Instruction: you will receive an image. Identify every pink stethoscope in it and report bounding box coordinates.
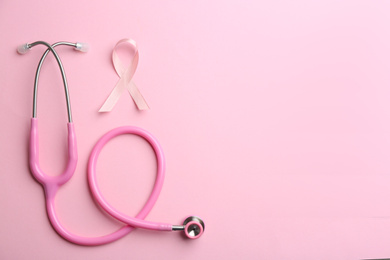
[18,41,205,246]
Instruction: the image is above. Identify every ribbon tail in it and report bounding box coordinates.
[99,78,127,112]
[126,81,150,110]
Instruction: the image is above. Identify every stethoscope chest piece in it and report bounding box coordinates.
[183,216,205,239]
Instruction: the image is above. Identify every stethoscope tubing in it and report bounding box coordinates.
[30,120,171,245]
[88,126,172,231]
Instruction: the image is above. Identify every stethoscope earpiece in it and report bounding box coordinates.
[17,41,89,55]
[17,43,30,54]
[75,42,90,52]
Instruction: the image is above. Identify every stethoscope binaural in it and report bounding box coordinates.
[18,41,205,246]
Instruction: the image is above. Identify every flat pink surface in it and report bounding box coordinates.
[1,0,390,259]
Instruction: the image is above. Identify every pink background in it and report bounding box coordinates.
[1,0,390,259]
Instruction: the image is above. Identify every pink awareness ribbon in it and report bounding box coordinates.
[99,39,149,112]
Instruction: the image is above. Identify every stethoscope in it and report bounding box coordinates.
[18,41,205,246]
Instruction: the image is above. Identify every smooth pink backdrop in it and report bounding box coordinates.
[1,0,390,259]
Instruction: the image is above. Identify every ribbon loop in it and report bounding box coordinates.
[99,38,149,112]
